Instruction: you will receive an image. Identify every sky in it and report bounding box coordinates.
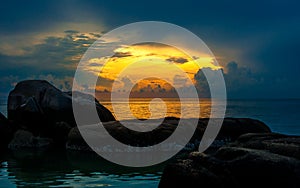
[0,0,299,99]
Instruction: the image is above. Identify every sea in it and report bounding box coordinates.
[0,98,299,187]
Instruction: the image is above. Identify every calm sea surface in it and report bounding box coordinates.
[0,98,299,187]
[100,98,300,135]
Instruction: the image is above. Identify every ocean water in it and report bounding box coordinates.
[0,98,299,187]
[100,98,300,135]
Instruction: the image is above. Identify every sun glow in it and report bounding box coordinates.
[82,43,221,93]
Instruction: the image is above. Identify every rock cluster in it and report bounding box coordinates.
[3,80,115,149]
[159,133,300,187]
[0,80,272,152]
[2,80,298,187]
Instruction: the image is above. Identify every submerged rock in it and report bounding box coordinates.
[159,134,300,188]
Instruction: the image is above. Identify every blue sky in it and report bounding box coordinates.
[0,0,299,98]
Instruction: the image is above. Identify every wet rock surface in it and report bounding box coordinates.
[159,133,300,188]
[65,118,271,151]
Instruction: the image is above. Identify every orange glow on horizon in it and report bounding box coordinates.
[83,43,221,93]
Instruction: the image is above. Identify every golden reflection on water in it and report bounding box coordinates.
[101,98,212,120]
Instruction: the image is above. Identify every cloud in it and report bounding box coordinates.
[0,30,100,67]
[224,61,260,88]
[173,75,188,87]
[121,77,134,92]
[30,74,74,91]
[193,61,300,99]
[166,57,188,64]
[0,0,299,98]
[194,62,263,98]
[96,76,115,91]
[89,63,102,67]
[113,52,132,58]
[194,68,211,98]
[0,30,104,95]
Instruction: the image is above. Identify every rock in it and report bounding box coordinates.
[159,134,300,188]
[64,91,116,123]
[66,127,91,151]
[230,133,300,159]
[0,112,13,150]
[196,118,271,141]
[7,80,115,135]
[51,122,72,146]
[8,130,53,150]
[66,120,176,151]
[66,118,271,152]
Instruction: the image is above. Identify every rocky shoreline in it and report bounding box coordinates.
[0,80,299,187]
[159,133,300,187]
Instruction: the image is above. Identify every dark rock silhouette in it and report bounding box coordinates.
[8,130,53,150]
[8,80,115,128]
[6,80,115,146]
[159,133,300,188]
[66,118,271,151]
[1,80,299,187]
[230,133,300,159]
[0,112,13,151]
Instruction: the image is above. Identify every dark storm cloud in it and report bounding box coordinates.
[166,57,188,64]
[0,30,100,94]
[0,0,299,98]
[83,0,300,82]
[194,62,300,99]
[0,31,94,71]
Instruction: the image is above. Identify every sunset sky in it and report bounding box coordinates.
[0,0,299,98]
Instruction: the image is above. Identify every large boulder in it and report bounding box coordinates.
[0,112,13,150]
[193,117,271,141]
[159,134,300,188]
[66,118,271,152]
[164,117,271,150]
[66,120,176,151]
[7,80,115,135]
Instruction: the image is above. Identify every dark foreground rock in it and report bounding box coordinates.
[66,118,271,151]
[231,133,300,159]
[8,130,53,150]
[6,80,115,147]
[66,120,177,151]
[159,133,300,188]
[8,80,115,130]
[3,80,271,152]
[0,112,13,150]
